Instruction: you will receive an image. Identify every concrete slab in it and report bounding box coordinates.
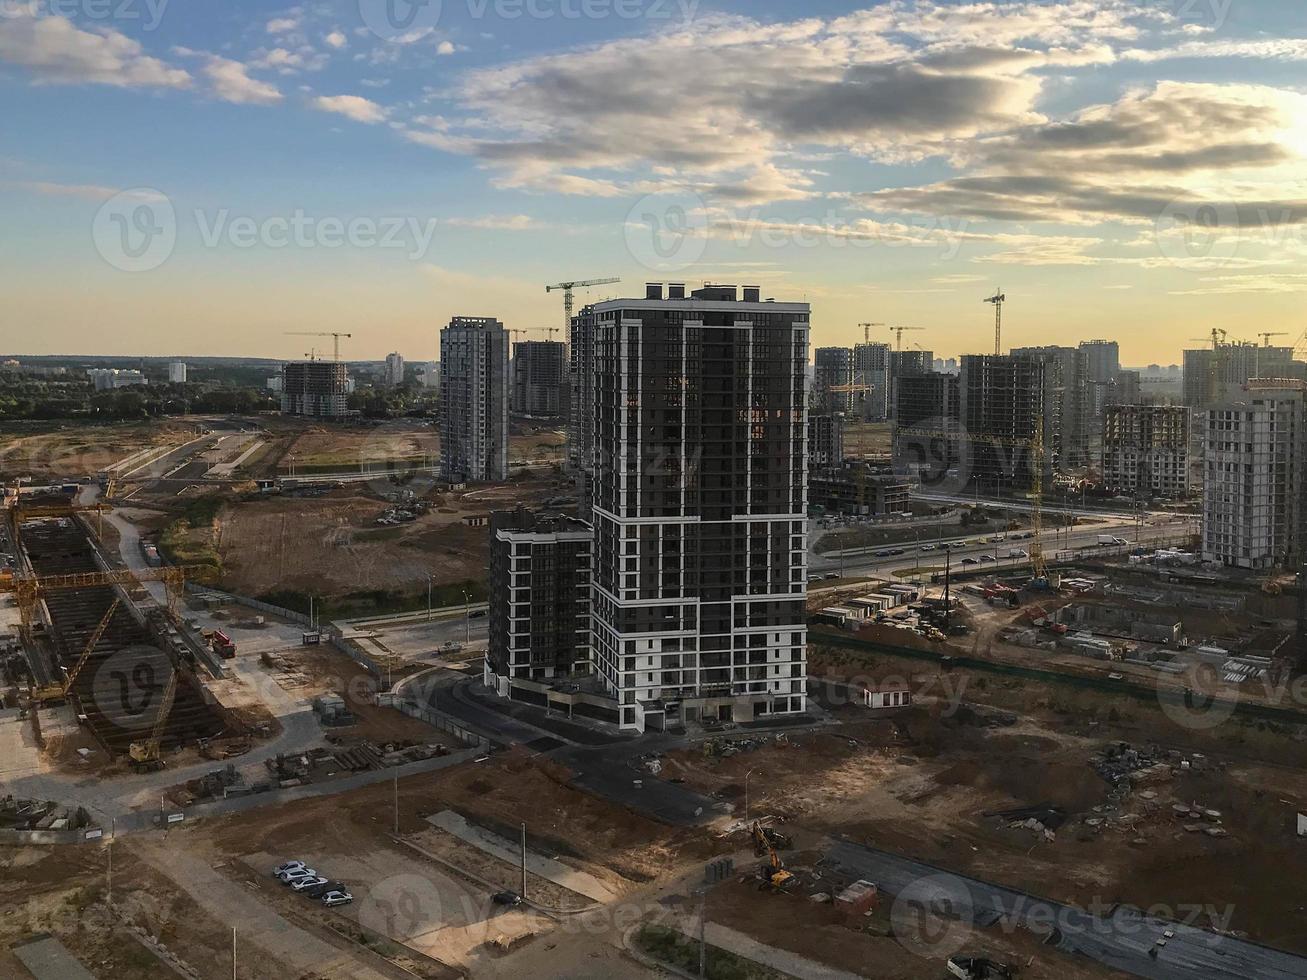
[11,934,95,980]
[427,810,617,904]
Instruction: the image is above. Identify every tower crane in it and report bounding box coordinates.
[284,332,353,362]
[545,278,620,337]
[984,289,1005,356]
[1258,332,1287,347]
[888,325,923,351]
[858,322,886,344]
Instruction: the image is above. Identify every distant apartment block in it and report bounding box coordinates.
[88,368,147,391]
[568,304,599,482]
[853,342,891,419]
[384,352,405,387]
[511,340,567,417]
[1203,383,1305,569]
[959,354,1054,493]
[807,413,844,468]
[280,361,348,418]
[810,463,910,516]
[893,372,961,483]
[1079,340,1120,383]
[167,361,187,384]
[814,347,854,414]
[1102,405,1190,499]
[440,316,509,483]
[1184,344,1296,408]
[486,508,592,691]
[1011,345,1089,467]
[418,361,440,389]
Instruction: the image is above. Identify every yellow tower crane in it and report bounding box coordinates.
[984,289,1006,355]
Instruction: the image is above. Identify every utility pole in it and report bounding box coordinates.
[463,590,471,643]
[943,546,952,633]
[232,927,237,980]
[520,822,528,899]
[426,573,433,623]
[393,770,399,835]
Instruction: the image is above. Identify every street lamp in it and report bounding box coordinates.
[462,589,471,644]
[426,573,434,623]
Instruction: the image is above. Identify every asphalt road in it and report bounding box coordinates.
[827,839,1307,980]
[809,519,1196,580]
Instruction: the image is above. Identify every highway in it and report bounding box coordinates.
[809,516,1198,583]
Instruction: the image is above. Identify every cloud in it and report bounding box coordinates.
[1170,273,1307,295]
[853,83,1307,229]
[250,46,327,74]
[436,41,456,56]
[267,16,301,34]
[0,13,190,89]
[445,214,543,230]
[202,56,282,105]
[311,94,388,124]
[324,31,348,50]
[5,180,164,202]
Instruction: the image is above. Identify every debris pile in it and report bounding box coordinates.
[987,803,1066,841]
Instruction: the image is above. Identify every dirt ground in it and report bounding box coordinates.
[270,422,566,471]
[0,421,194,482]
[704,877,1130,979]
[182,476,566,600]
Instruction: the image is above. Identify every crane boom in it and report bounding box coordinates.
[545,278,620,339]
[284,331,353,362]
[129,664,179,768]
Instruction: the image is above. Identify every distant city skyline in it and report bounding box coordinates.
[3,1,1306,361]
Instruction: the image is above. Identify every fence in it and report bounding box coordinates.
[184,585,314,628]
[378,692,489,750]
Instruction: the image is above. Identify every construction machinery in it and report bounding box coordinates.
[545,278,620,337]
[750,820,792,853]
[0,565,214,633]
[285,331,352,362]
[858,322,886,344]
[29,598,120,705]
[984,289,1006,355]
[1259,332,1287,347]
[751,821,795,891]
[888,325,923,352]
[128,662,179,771]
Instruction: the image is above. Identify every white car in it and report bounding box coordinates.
[321,890,353,907]
[291,875,329,893]
[272,861,306,878]
[279,868,318,885]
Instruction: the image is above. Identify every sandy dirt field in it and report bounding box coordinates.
[0,421,193,482]
[272,422,565,471]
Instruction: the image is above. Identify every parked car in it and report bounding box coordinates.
[979,555,996,563]
[321,890,354,907]
[272,861,306,878]
[920,544,937,552]
[303,880,342,899]
[292,876,329,893]
[279,868,317,885]
[493,891,523,907]
[960,557,979,565]
[824,572,841,579]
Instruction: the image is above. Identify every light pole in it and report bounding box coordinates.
[426,573,433,623]
[463,589,471,644]
[744,768,759,823]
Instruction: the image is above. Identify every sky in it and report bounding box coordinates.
[2,0,1306,364]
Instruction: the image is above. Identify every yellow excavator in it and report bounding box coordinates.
[128,662,179,771]
[751,821,795,892]
[30,599,121,705]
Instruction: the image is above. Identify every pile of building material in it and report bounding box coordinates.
[312,693,356,727]
[987,803,1066,841]
[0,796,93,831]
[1091,742,1167,787]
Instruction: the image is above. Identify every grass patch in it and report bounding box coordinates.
[635,924,784,980]
[159,493,225,574]
[258,580,488,620]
